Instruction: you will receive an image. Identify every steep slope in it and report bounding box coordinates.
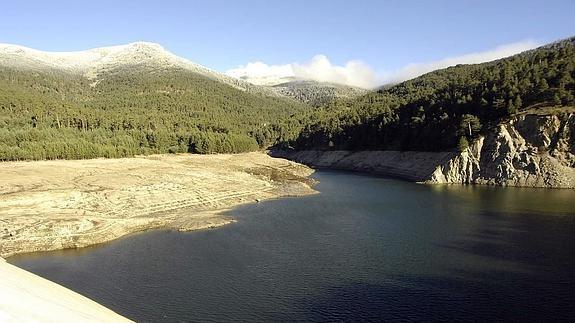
[428,107,575,187]
[0,42,277,96]
[274,108,575,188]
[0,43,312,160]
[287,36,575,152]
[276,36,575,188]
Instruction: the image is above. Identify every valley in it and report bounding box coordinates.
[1,2,574,322]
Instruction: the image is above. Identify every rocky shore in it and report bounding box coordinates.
[274,108,575,188]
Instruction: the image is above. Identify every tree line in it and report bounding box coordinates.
[0,65,311,161]
[2,37,574,161]
[286,37,575,152]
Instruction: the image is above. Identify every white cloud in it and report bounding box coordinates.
[225,61,294,82]
[225,55,377,88]
[381,40,540,85]
[225,40,540,89]
[291,55,378,89]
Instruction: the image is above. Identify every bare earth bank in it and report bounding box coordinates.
[0,153,314,322]
[0,152,316,258]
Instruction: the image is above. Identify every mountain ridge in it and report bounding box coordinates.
[0,42,313,160]
[0,42,368,105]
[272,80,367,106]
[286,36,575,152]
[0,41,279,96]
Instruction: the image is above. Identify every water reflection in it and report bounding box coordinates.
[428,183,575,215]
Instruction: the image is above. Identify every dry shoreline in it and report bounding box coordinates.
[0,152,316,259]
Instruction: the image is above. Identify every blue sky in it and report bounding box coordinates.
[1,0,574,86]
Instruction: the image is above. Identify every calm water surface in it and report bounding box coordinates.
[10,171,575,322]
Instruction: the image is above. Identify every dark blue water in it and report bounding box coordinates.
[10,171,575,322]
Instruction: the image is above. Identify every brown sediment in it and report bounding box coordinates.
[0,152,316,258]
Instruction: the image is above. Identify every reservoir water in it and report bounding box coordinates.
[10,171,575,322]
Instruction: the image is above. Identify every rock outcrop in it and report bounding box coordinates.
[273,109,575,188]
[430,111,575,188]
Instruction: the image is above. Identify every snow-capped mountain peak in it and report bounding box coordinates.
[0,42,276,95]
[0,42,190,75]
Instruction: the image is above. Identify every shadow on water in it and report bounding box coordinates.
[9,170,575,322]
[296,269,575,323]
[291,180,575,321]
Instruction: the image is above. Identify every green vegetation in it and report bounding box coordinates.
[2,37,574,161]
[272,80,367,107]
[287,37,575,151]
[0,65,310,160]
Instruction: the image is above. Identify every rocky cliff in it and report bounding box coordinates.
[430,109,575,188]
[273,109,575,188]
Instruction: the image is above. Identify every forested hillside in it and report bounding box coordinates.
[2,37,574,161]
[287,37,575,152]
[272,80,367,107]
[0,64,310,160]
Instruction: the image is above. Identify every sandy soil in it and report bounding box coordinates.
[0,152,315,258]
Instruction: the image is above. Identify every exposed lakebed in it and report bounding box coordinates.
[10,171,575,322]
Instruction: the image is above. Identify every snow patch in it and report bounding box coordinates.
[0,42,277,95]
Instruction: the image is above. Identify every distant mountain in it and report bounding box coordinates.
[229,73,367,105]
[235,75,298,87]
[0,42,311,160]
[0,42,363,106]
[0,42,278,96]
[271,80,367,107]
